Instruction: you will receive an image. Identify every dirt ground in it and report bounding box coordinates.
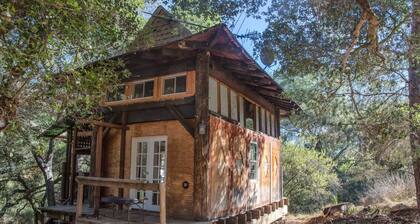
[285,204,420,224]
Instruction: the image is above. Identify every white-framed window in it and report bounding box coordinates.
[209,77,218,112]
[133,79,154,99]
[271,113,275,136]
[261,108,266,133]
[107,84,126,101]
[220,84,228,117]
[162,74,187,95]
[249,142,258,180]
[230,90,238,121]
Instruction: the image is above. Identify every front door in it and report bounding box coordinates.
[130,136,167,211]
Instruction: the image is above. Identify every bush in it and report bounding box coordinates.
[282,144,339,213]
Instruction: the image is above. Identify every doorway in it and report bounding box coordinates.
[130,136,167,211]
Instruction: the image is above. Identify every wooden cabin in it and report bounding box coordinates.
[41,6,298,224]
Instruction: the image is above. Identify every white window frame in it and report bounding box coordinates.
[131,78,155,99]
[220,83,229,117]
[162,73,188,96]
[208,76,218,112]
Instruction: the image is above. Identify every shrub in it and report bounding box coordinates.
[282,144,340,213]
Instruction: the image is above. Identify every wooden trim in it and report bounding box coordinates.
[193,51,210,220]
[76,176,160,191]
[118,112,127,201]
[94,126,103,215]
[227,88,231,118]
[69,127,77,205]
[166,105,195,136]
[76,120,126,129]
[217,80,221,114]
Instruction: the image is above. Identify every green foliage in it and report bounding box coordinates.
[282,144,339,213]
[0,1,146,222]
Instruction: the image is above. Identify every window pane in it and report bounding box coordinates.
[160,141,166,152]
[175,76,187,93]
[154,141,159,153]
[164,78,175,94]
[144,80,154,97]
[133,83,144,98]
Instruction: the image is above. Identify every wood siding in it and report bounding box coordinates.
[102,120,195,219]
[207,115,281,219]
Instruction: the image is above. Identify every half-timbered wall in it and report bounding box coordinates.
[207,115,281,219]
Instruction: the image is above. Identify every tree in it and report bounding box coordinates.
[0,1,146,221]
[408,0,420,209]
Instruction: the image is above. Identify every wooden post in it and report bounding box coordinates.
[159,182,166,224]
[62,128,72,201]
[69,128,77,205]
[89,127,97,207]
[76,183,84,219]
[94,126,103,215]
[193,51,210,220]
[118,112,127,208]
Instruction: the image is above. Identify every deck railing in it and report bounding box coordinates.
[75,176,166,224]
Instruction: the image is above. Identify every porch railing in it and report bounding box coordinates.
[75,176,166,224]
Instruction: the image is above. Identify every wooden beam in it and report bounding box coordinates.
[159,182,166,224]
[193,51,210,220]
[76,120,126,129]
[118,112,127,202]
[166,105,195,136]
[69,127,77,205]
[104,96,195,112]
[75,183,84,219]
[76,176,160,191]
[93,126,103,215]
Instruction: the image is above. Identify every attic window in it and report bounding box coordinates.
[133,80,154,98]
[107,85,126,101]
[163,74,187,95]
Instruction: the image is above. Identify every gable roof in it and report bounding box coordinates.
[128,6,192,51]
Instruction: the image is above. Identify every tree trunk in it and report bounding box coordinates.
[409,0,420,210]
[45,139,56,206]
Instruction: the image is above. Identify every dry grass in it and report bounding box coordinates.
[361,174,415,207]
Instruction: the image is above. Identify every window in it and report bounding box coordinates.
[261,108,266,133]
[209,77,218,112]
[163,75,187,95]
[256,106,260,132]
[249,142,258,180]
[230,90,238,121]
[244,99,256,130]
[107,85,126,101]
[220,84,228,117]
[133,80,154,98]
